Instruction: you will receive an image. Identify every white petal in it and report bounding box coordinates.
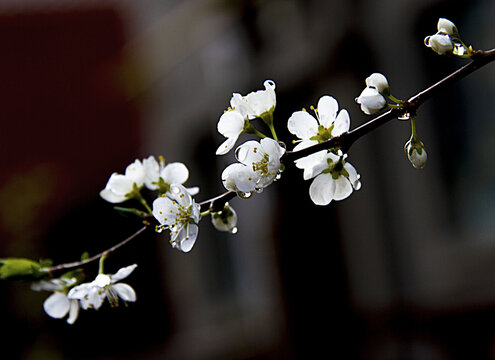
[152,196,177,226]
[86,287,105,310]
[99,189,127,203]
[333,176,353,201]
[161,162,189,185]
[111,283,137,302]
[111,264,137,283]
[260,137,285,159]
[317,96,338,128]
[216,136,239,155]
[125,159,145,187]
[233,166,258,193]
[67,300,80,324]
[67,283,91,300]
[344,162,359,185]
[104,173,134,196]
[143,156,160,190]
[365,73,389,93]
[221,163,245,191]
[309,173,336,206]
[333,109,350,136]
[186,186,200,196]
[43,292,70,319]
[295,150,328,180]
[217,110,245,137]
[287,111,318,140]
[235,140,264,165]
[293,139,318,152]
[167,184,193,207]
[173,224,199,252]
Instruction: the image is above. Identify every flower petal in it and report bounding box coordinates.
[309,173,336,206]
[295,150,328,180]
[143,156,160,190]
[111,283,137,302]
[235,140,264,165]
[333,176,353,201]
[111,264,137,283]
[217,110,245,137]
[317,95,339,128]
[333,109,350,136]
[175,224,199,252]
[216,136,239,155]
[67,300,80,324]
[152,196,177,226]
[287,111,318,140]
[43,292,70,319]
[161,162,189,185]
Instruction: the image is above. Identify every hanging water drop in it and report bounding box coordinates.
[254,186,264,194]
[398,112,410,121]
[236,191,252,199]
[231,227,238,234]
[354,180,362,191]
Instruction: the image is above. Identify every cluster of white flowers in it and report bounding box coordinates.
[28,17,472,324]
[424,18,471,57]
[32,265,137,324]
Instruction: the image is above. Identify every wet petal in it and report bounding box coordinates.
[333,176,353,201]
[175,224,199,252]
[287,111,318,140]
[217,110,245,137]
[216,136,239,155]
[152,196,178,226]
[317,95,339,128]
[309,173,336,206]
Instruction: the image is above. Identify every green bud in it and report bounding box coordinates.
[0,258,45,281]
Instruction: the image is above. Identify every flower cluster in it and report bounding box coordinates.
[32,265,137,324]
[424,18,472,57]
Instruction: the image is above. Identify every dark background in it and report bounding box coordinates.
[1,0,495,359]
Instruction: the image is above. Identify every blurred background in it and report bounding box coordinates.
[1,0,495,359]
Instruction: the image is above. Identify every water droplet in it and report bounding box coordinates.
[398,112,410,121]
[424,36,431,47]
[353,180,362,191]
[231,227,238,234]
[236,191,252,199]
[254,186,264,194]
[275,172,282,181]
[277,140,287,151]
[235,145,249,163]
[171,185,181,194]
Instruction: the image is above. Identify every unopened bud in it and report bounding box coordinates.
[404,137,427,169]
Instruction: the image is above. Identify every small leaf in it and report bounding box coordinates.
[0,258,44,281]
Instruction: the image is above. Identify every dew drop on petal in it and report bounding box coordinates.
[236,191,252,199]
[277,140,287,151]
[353,180,362,191]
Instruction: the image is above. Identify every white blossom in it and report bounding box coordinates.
[231,80,276,120]
[221,138,285,193]
[216,80,277,155]
[100,159,145,203]
[31,278,79,324]
[68,264,137,310]
[305,152,361,206]
[142,156,199,195]
[365,73,390,94]
[152,184,201,252]
[287,95,350,152]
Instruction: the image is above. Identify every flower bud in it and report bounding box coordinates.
[404,138,427,169]
[211,203,238,233]
[437,18,457,36]
[355,87,386,115]
[365,73,390,95]
[424,33,453,55]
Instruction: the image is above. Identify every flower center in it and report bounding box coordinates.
[252,153,271,177]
